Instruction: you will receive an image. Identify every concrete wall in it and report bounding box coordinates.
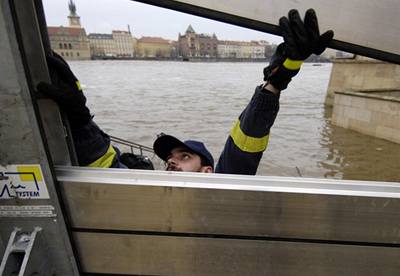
[325,58,400,106]
[332,91,400,144]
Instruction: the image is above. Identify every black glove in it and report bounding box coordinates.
[37,53,91,128]
[264,9,334,90]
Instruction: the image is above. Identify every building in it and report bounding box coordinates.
[112,30,135,58]
[136,37,172,58]
[258,40,277,58]
[217,40,240,58]
[88,26,135,58]
[47,0,90,60]
[178,25,218,58]
[170,40,178,59]
[48,27,90,60]
[88,33,116,58]
[217,40,265,59]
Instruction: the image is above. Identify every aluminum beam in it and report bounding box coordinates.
[74,232,400,275]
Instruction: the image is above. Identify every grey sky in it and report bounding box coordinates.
[42,0,282,44]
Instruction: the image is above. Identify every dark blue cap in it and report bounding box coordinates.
[153,134,214,168]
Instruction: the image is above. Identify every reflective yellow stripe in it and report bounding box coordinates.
[76,81,82,91]
[230,120,269,153]
[88,145,116,168]
[283,58,303,70]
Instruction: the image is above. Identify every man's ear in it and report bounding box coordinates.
[200,166,213,173]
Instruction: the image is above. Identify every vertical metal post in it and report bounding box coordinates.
[0,0,79,274]
[11,0,76,166]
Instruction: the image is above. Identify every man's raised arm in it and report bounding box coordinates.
[215,9,333,175]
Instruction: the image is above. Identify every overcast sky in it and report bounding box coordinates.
[42,0,282,44]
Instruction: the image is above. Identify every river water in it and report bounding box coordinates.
[69,60,400,182]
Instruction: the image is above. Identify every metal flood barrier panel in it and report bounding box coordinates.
[57,166,400,275]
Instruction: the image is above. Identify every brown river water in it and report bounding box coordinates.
[69,60,400,182]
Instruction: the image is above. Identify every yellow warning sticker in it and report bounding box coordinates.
[17,165,43,182]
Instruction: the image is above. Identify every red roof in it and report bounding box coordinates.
[112,30,130,34]
[47,26,86,36]
[137,36,171,44]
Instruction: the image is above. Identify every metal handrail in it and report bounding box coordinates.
[109,135,154,156]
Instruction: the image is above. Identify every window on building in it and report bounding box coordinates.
[77,52,80,57]
[69,43,72,49]
[66,52,69,57]
[61,52,64,56]
[64,43,67,49]
[59,43,63,49]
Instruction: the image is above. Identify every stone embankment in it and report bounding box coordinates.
[327,57,400,144]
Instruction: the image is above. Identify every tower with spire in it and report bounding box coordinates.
[68,0,81,28]
[47,0,90,60]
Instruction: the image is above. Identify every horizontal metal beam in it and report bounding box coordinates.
[56,166,400,198]
[74,232,400,275]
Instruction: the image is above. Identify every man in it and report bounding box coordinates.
[38,9,333,175]
[153,136,215,172]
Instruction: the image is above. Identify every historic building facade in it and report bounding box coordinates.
[47,0,90,60]
[217,40,265,59]
[112,30,135,58]
[136,37,172,58]
[88,30,135,58]
[47,3,273,61]
[87,33,116,58]
[178,25,218,58]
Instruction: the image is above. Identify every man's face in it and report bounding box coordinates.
[165,147,213,173]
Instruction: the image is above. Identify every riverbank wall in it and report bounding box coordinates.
[325,57,400,107]
[332,90,400,144]
[327,57,400,144]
